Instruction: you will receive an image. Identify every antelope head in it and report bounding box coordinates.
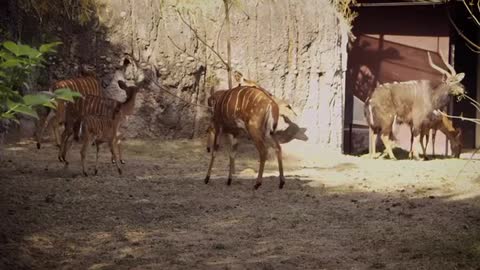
[272,98,308,143]
[427,51,465,96]
[451,128,463,158]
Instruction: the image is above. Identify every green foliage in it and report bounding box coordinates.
[0,41,82,121]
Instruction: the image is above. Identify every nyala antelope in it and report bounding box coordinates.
[58,94,119,164]
[413,112,462,159]
[364,51,465,160]
[205,85,308,189]
[35,75,102,149]
[72,81,140,176]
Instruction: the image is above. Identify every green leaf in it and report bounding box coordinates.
[0,51,15,61]
[3,41,21,56]
[17,44,41,59]
[23,93,52,106]
[6,98,18,110]
[11,103,39,119]
[0,59,22,68]
[43,100,58,109]
[0,112,19,123]
[54,88,83,102]
[39,41,62,53]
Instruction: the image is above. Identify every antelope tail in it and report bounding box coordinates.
[364,99,374,127]
[74,120,84,141]
[265,103,277,136]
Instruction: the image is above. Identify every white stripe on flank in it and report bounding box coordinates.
[264,103,272,138]
[228,89,236,117]
[392,114,397,133]
[234,87,246,118]
[78,120,84,138]
[252,91,263,105]
[242,89,252,111]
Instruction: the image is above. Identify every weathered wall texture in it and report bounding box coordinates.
[13,0,348,151]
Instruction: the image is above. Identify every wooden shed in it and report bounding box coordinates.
[344,0,479,156]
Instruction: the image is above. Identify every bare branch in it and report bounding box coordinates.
[466,43,480,54]
[461,93,480,112]
[176,9,230,69]
[463,0,480,27]
[439,111,480,125]
[447,6,480,51]
[167,35,203,63]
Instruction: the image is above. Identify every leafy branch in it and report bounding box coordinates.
[0,41,81,121]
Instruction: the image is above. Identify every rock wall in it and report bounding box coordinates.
[7,0,349,151]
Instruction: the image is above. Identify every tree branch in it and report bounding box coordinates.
[176,9,230,69]
[462,0,480,27]
[447,5,480,51]
[167,35,203,63]
[439,110,480,125]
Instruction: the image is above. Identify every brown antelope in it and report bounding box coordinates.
[364,51,465,160]
[58,94,119,164]
[205,85,308,189]
[35,76,102,149]
[414,113,463,159]
[72,81,140,176]
[233,70,260,87]
[59,81,137,166]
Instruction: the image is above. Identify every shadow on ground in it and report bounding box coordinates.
[1,139,480,269]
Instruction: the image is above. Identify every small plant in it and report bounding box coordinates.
[0,40,81,121]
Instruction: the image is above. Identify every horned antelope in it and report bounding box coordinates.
[205,85,308,189]
[35,75,102,149]
[364,51,465,160]
[72,81,140,176]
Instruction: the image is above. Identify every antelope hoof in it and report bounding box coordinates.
[227,178,232,186]
[36,142,41,149]
[204,176,210,184]
[254,182,262,190]
[83,171,88,177]
[120,160,125,165]
[117,168,123,175]
[111,160,116,164]
[94,169,98,176]
[207,147,211,153]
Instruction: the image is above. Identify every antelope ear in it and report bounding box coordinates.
[118,80,128,90]
[454,73,465,82]
[294,128,309,141]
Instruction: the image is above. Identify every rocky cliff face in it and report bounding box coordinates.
[8,0,349,151]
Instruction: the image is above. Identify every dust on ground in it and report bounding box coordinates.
[1,139,480,269]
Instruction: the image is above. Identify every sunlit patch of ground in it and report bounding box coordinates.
[1,138,480,269]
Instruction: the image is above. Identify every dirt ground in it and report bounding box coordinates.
[1,138,480,270]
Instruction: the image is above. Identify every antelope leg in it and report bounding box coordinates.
[227,134,238,186]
